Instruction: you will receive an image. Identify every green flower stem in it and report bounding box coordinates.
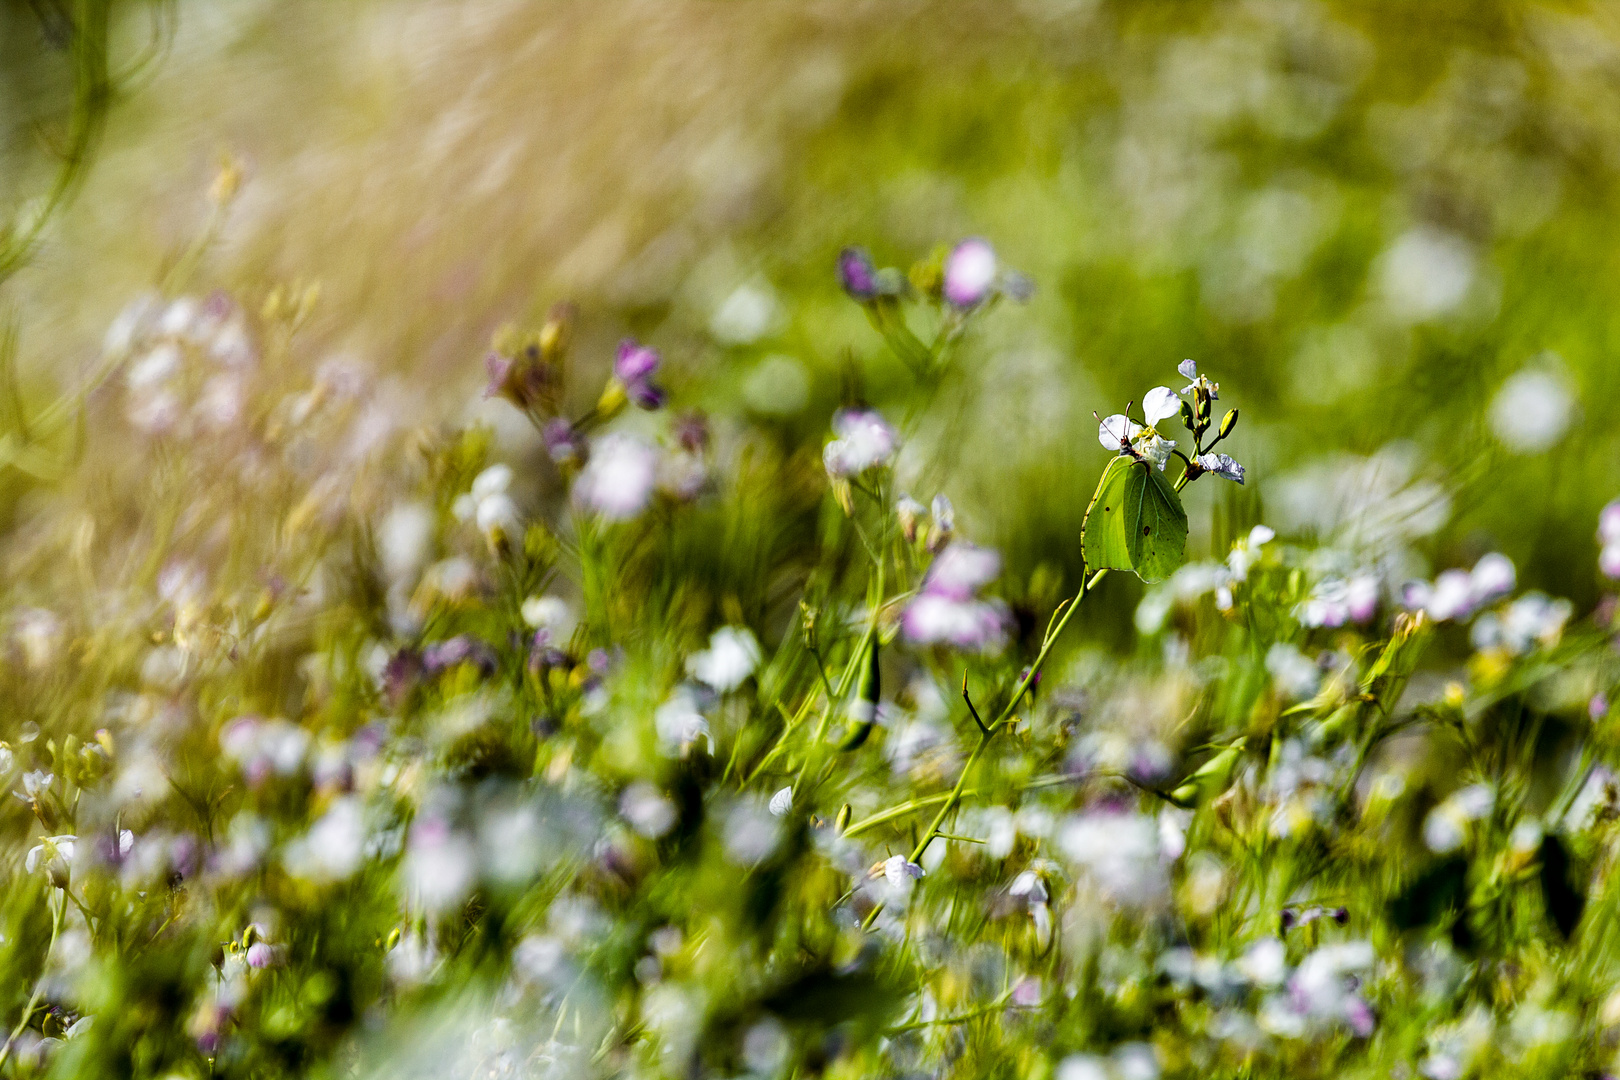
[0,890,62,1071]
[904,567,1108,868]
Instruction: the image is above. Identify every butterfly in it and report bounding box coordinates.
[1081,451,1188,584]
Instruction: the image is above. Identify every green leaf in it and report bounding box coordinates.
[1081,454,1188,584]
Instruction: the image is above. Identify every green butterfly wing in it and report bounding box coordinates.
[1081,455,1188,584]
[1082,455,1138,575]
[1131,462,1188,583]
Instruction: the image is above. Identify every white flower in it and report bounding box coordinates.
[654,687,712,756]
[25,834,75,884]
[520,595,575,638]
[471,463,512,502]
[621,782,677,838]
[1266,643,1320,701]
[1424,783,1494,853]
[768,786,793,817]
[823,409,898,477]
[882,854,926,889]
[1196,452,1244,484]
[1142,386,1181,424]
[1059,811,1166,906]
[283,796,367,883]
[1489,367,1574,453]
[1177,358,1199,388]
[1009,869,1048,904]
[1098,414,1143,451]
[1468,552,1515,605]
[1381,227,1475,320]
[1137,432,1176,471]
[1237,938,1288,987]
[573,434,658,521]
[686,626,762,693]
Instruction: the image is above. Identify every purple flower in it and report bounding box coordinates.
[383,648,424,706]
[921,542,1001,601]
[901,543,1010,652]
[542,418,584,466]
[822,408,898,477]
[421,635,498,676]
[838,247,880,301]
[614,339,665,411]
[615,339,660,382]
[943,238,997,308]
[246,942,281,969]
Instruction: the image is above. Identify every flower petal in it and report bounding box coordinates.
[1142,386,1180,424]
[1098,414,1141,451]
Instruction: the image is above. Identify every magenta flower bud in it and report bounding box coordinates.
[943,238,997,308]
[838,246,879,301]
[542,418,583,466]
[614,339,661,383]
[246,942,278,969]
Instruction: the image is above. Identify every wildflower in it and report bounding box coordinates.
[521,595,575,639]
[420,635,498,676]
[25,834,75,888]
[838,246,879,301]
[722,799,781,865]
[542,417,584,466]
[882,854,926,889]
[901,542,1010,652]
[822,408,898,477]
[245,942,282,969]
[282,796,367,883]
[711,282,779,345]
[1599,498,1620,578]
[895,495,926,542]
[573,434,658,520]
[1226,524,1275,582]
[455,464,522,548]
[943,238,998,308]
[1424,783,1494,853]
[1177,358,1218,399]
[1471,591,1572,656]
[1489,367,1573,453]
[613,339,666,410]
[768,786,793,817]
[402,813,477,913]
[685,626,762,693]
[1195,452,1245,484]
[1099,390,1179,470]
[926,493,955,551]
[1298,574,1379,628]
[654,686,712,757]
[621,782,677,839]
[1058,810,1167,907]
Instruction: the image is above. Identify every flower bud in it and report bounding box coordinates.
[1220,408,1239,439]
[839,640,881,750]
[1179,398,1195,430]
[835,803,852,834]
[596,378,628,419]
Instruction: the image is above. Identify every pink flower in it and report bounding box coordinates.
[943,238,997,308]
[822,409,898,477]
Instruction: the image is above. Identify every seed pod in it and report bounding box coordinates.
[1168,737,1247,807]
[1220,408,1239,439]
[838,639,881,750]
